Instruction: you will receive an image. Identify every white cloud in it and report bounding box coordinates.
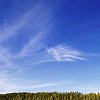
[0,71,65,93]
[0,1,53,69]
[0,23,14,41]
[0,71,17,93]
[0,3,55,94]
[0,1,88,94]
[18,2,53,57]
[0,3,48,42]
[0,10,32,42]
[76,85,100,93]
[19,32,45,57]
[0,44,86,93]
[22,44,85,65]
[47,44,84,62]
[0,46,15,69]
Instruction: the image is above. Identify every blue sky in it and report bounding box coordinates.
[0,0,100,93]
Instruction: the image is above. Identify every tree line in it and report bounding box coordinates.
[0,92,100,100]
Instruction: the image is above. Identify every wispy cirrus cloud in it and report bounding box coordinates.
[0,0,89,94]
[0,1,51,42]
[0,46,15,69]
[19,7,53,57]
[0,1,62,93]
[47,44,84,61]
[0,0,54,68]
[19,32,46,57]
[0,43,88,93]
[76,84,100,93]
[0,9,33,42]
[0,0,55,72]
[32,44,85,64]
[0,71,66,93]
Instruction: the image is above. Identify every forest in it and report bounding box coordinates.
[0,92,100,100]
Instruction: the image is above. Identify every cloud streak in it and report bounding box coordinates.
[0,1,51,42]
[0,0,89,93]
[0,1,61,93]
[76,84,100,93]
[0,9,33,42]
[0,46,16,69]
[47,44,84,61]
[0,71,65,93]
[20,32,45,57]
[30,44,85,64]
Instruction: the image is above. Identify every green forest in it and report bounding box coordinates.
[0,92,100,100]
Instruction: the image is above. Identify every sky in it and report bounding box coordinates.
[0,0,100,93]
